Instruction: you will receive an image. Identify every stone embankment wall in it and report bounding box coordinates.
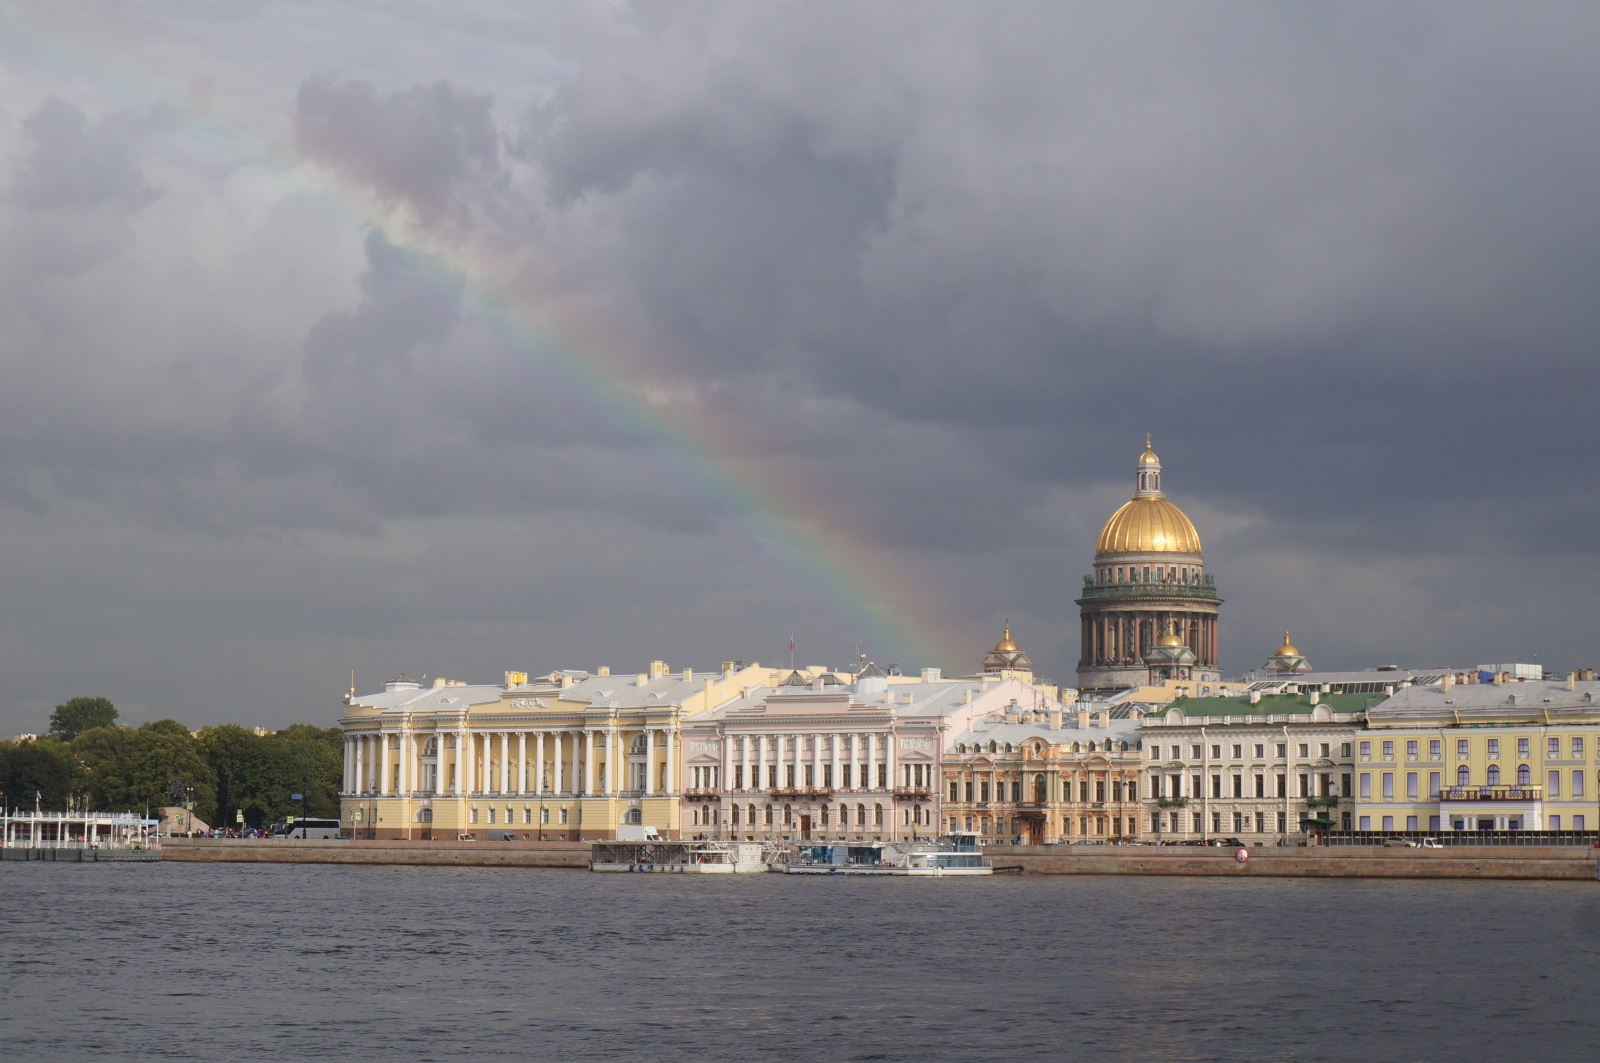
[998,845,1596,880]
[160,839,1599,879]
[162,838,590,868]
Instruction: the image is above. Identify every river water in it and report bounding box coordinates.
[2,862,1598,1061]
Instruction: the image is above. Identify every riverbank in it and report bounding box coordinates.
[158,839,1599,879]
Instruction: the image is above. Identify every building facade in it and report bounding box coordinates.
[1356,674,1600,834]
[1076,439,1222,692]
[1138,690,1364,843]
[942,709,1145,844]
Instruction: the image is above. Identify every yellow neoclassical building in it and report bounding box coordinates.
[340,660,850,840]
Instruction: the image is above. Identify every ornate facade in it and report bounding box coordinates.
[1077,439,1222,691]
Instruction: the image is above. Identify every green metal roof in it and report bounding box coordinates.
[1166,692,1371,718]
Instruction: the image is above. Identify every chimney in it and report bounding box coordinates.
[1585,669,1596,682]
[560,674,573,688]
[1494,672,1504,686]
[682,668,693,681]
[1568,672,1577,691]
[1441,674,1454,692]
[1248,690,1261,705]
[1096,711,1109,729]
[1077,710,1090,729]
[1383,685,1394,697]
[922,667,942,682]
[1308,690,1320,705]
[1048,706,1062,729]
[964,690,973,706]
[650,660,666,678]
[597,666,611,677]
[636,673,648,687]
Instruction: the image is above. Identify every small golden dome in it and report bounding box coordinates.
[1137,435,1160,467]
[993,622,1019,654]
[1273,629,1301,657]
[1095,498,1202,555]
[1158,630,1186,649]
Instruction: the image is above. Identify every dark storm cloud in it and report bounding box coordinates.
[1,2,1597,736]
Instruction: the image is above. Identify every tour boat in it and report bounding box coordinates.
[589,839,768,873]
[781,832,992,876]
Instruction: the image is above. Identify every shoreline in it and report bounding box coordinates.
[156,839,1600,879]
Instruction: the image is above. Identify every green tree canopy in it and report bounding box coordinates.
[197,723,343,826]
[1,738,85,810]
[91,721,216,821]
[48,696,118,741]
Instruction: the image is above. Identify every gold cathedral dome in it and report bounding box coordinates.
[993,623,1019,654]
[1094,438,1202,556]
[1273,629,1301,658]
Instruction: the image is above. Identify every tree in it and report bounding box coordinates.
[0,738,84,811]
[197,724,344,827]
[92,721,215,822]
[48,697,118,741]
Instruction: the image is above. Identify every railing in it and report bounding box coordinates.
[683,788,720,799]
[1076,578,1220,602]
[768,787,835,798]
[1304,795,1342,808]
[1438,786,1542,802]
[1155,797,1189,808]
[892,787,934,799]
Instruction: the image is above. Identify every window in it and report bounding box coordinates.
[1359,741,1371,762]
[1429,815,1440,831]
[1406,740,1418,761]
[1299,773,1310,797]
[1254,774,1265,798]
[1546,769,1557,794]
[1299,744,1310,758]
[1381,816,1394,831]
[540,808,549,824]
[1192,744,1202,759]
[1487,738,1499,758]
[1549,737,1561,757]
[1549,815,1561,831]
[1276,774,1287,798]
[1403,772,1416,799]
[1341,743,1352,758]
[1211,745,1221,759]
[1574,737,1585,759]
[1429,740,1441,760]
[1231,744,1241,759]
[874,804,883,826]
[559,808,568,824]
[1576,815,1586,831]
[470,808,478,824]
[1342,773,1353,797]
[1517,738,1529,759]
[1277,743,1287,758]
[732,805,741,826]
[1382,773,1394,801]
[1359,773,1371,799]
[1211,775,1222,798]
[979,782,990,803]
[486,807,495,824]
[1321,744,1331,758]
[1254,744,1264,758]
[1381,741,1393,760]
[1457,765,1470,786]
[949,782,959,802]
[1232,776,1242,798]
[1574,771,1585,798]
[1487,765,1500,785]
[1359,816,1371,831]
[1428,772,1440,798]
[1212,813,1222,833]
[1277,812,1287,832]
[1150,745,1161,760]
[1457,739,1469,758]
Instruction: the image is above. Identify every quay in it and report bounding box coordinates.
[0,811,161,862]
[156,839,1597,879]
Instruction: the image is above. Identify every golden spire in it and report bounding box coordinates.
[994,621,1019,653]
[1273,629,1301,657]
[349,669,356,697]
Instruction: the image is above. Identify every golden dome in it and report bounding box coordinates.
[993,622,1019,654]
[1096,498,1202,555]
[1137,434,1160,467]
[1273,629,1301,657]
[1158,630,1186,649]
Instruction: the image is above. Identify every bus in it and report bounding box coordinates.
[269,818,342,840]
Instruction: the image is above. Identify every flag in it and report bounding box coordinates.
[789,635,795,653]
[35,790,41,803]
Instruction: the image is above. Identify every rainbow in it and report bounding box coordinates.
[1,5,967,669]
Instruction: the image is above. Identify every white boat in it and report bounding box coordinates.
[781,832,993,876]
[589,839,768,873]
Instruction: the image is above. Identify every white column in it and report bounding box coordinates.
[517,732,527,794]
[397,732,408,795]
[741,734,751,792]
[343,738,353,793]
[535,731,546,793]
[379,732,391,795]
[584,729,596,796]
[831,733,841,791]
[608,730,619,796]
[665,727,676,795]
[758,735,769,791]
[645,729,657,795]
[887,728,898,793]
[464,729,475,794]
[552,731,563,795]
[723,731,734,796]
[499,732,509,794]
[812,733,822,791]
[356,736,367,793]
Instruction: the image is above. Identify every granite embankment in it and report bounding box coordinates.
[160,839,1599,879]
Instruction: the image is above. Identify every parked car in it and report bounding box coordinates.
[1418,837,1443,848]
[1382,837,1419,848]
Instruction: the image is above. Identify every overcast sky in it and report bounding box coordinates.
[0,1,1595,734]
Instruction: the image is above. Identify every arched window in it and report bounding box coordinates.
[1034,774,1046,802]
[1004,743,1013,753]
[764,804,773,825]
[731,805,741,825]
[858,803,866,825]
[1457,765,1470,786]
[784,803,793,825]
[625,808,642,825]
[1487,765,1501,785]
[988,741,998,753]
[1517,764,1530,786]
[874,804,884,826]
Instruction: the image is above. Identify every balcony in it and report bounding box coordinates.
[1305,795,1342,808]
[893,787,934,800]
[1439,786,1542,802]
[1077,576,1219,602]
[683,788,721,799]
[768,787,835,798]
[1155,797,1189,808]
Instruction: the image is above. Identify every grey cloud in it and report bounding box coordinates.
[294,76,501,221]
[10,97,158,212]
